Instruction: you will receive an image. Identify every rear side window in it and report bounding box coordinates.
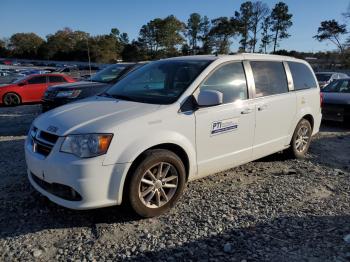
[250,61,288,97]
[49,76,66,83]
[199,62,248,103]
[288,62,317,90]
[28,76,47,84]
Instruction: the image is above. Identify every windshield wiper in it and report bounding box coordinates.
[111,94,137,102]
[98,92,136,101]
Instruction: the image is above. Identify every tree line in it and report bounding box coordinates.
[0,1,349,64]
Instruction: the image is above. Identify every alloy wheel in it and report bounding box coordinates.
[138,162,179,208]
[295,126,310,153]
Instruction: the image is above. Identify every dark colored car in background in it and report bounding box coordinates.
[321,78,350,123]
[315,72,348,89]
[42,62,146,112]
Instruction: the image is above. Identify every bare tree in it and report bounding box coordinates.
[249,1,270,52]
[260,16,273,53]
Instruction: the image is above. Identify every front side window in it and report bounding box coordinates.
[28,76,47,84]
[323,79,350,93]
[199,62,248,104]
[250,61,288,97]
[288,62,317,90]
[106,60,211,104]
[91,64,128,83]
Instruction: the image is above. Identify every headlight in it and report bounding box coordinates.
[29,126,38,138]
[60,134,113,158]
[56,90,81,98]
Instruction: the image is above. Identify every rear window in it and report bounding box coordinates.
[323,79,350,93]
[250,61,288,97]
[315,73,332,82]
[288,62,317,90]
[49,76,66,83]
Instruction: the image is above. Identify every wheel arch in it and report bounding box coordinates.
[2,91,22,104]
[126,143,190,181]
[302,114,314,130]
[288,113,314,146]
[121,143,191,205]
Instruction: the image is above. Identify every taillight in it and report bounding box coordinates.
[320,92,323,107]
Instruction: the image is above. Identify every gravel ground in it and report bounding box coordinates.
[0,105,349,262]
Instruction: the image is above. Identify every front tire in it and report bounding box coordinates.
[287,119,312,159]
[128,149,186,218]
[3,93,21,106]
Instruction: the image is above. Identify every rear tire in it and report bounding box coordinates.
[3,93,21,106]
[128,149,186,218]
[287,119,312,159]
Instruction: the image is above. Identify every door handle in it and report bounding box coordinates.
[258,104,268,111]
[241,108,254,114]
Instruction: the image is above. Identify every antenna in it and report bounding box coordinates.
[86,36,92,81]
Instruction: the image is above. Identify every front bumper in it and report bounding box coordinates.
[25,136,131,210]
[322,104,350,122]
[41,98,71,112]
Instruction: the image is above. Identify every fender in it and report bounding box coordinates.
[103,129,197,179]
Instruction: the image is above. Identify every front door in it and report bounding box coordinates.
[195,61,255,178]
[23,75,49,102]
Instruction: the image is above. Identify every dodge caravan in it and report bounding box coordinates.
[25,54,322,217]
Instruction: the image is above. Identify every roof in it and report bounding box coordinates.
[165,53,305,63]
[25,73,72,77]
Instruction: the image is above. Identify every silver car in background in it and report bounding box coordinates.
[321,78,350,123]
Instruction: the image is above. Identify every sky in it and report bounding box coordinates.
[1,0,349,52]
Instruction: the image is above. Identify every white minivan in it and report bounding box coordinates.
[25,54,322,217]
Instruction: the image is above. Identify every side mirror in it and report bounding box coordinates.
[197,90,223,107]
[18,82,26,86]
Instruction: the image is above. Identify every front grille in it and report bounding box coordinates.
[31,173,82,201]
[39,131,59,144]
[35,140,53,156]
[30,128,59,157]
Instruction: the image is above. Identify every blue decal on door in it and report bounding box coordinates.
[211,118,238,135]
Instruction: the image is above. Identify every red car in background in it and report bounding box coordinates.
[0,74,75,106]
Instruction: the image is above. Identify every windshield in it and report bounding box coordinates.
[12,76,28,84]
[316,73,332,82]
[91,64,129,83]
[322,79,350,93]
[105,59,211,104]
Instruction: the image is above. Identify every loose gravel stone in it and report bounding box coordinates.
[344,234,350,244]
[32,249,42,258]
[223,243,233,253]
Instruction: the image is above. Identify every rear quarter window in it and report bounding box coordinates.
[288,62,317,90]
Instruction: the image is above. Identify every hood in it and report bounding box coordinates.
[48,81,109,91]
[33,96,162,136]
